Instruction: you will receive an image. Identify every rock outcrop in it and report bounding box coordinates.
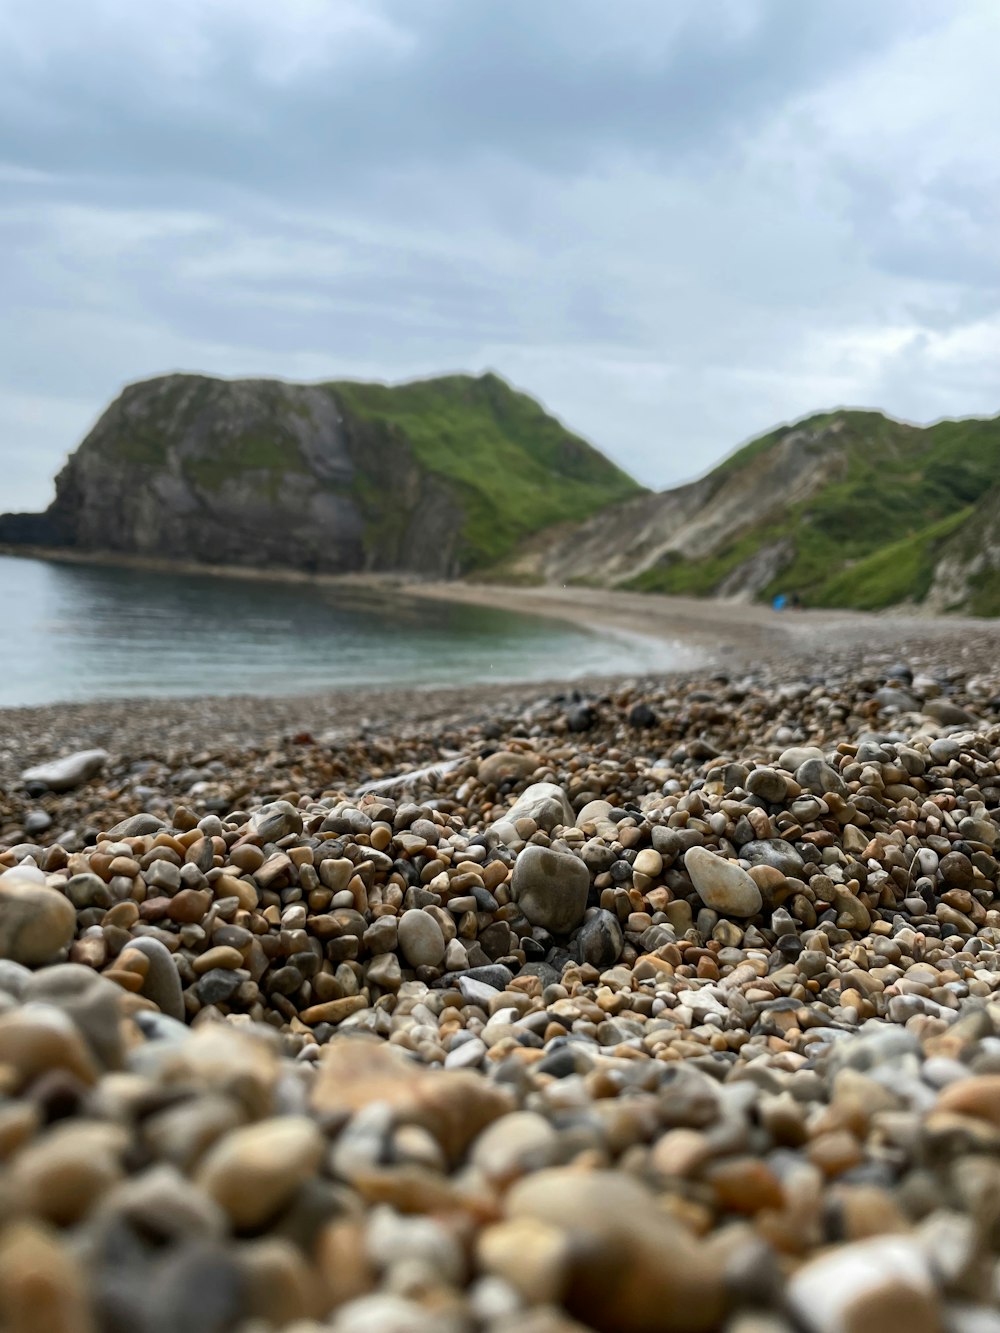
[0,371,640,577]
[924,483,1000,616]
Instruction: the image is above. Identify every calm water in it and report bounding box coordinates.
[0,555,682,706]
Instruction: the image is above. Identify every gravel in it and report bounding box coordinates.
[0,633,999,1329]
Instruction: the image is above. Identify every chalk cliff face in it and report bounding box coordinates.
[506,417,847,590]
[0,372,640,577]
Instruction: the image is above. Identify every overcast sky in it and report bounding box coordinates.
[3,1,1000,510]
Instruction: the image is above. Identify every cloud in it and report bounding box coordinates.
[1,0,997,510]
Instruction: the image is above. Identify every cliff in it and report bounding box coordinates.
[510,407,1000,613]
[0,372,641,578]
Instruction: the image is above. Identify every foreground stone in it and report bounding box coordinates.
[684,845,763,917]
[511,844,590,933]
[0,646,998,1329]
[0,867,76,964]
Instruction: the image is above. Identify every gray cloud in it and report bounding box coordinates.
[1,0,998,510]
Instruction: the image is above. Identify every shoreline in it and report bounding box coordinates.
[7,540,1000,649]
[3,545,1000,727]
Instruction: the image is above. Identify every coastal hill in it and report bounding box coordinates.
[508,408,1000,615]
[0,372,641,577]
[4,375,1000,613]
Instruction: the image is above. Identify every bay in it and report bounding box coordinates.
[0,554,679,706]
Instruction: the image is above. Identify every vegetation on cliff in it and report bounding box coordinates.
[0,371,642,577]
[329,372,639,568]
[617,409,1000,612]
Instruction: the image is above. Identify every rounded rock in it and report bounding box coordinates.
[470,1110,559,1185]
[20,748,107,793]
[684,846,763,918]
[124,936,185,1020]
[196,1116,325,1231]
[511,845,590,935]
[632,848,663,878]
[397,909,447,969]
[504,782,575,833]
[478,751,538,785]
[506,1168,726,1332]
[577,909,624,969]
[795,757,847,798]
[740,839,804,877]
[746,768,788,803]
[778,745,826,772]
[0,870,75,966]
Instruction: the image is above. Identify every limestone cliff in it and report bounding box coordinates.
[0,372,640,577]
[924,485,1000,616]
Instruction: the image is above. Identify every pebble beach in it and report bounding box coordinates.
[2,612,1000,1332]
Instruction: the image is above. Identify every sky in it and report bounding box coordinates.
[3,1,1000,510]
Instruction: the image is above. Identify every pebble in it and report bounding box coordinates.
[788,1236,940,1333]
[470,1110,559,1183]
[125,935,185,1020]
[506,1170,727,1331]
[196,1116,325,1230]
[397,909,447,968]
[511,844,590,934]
[577,909,624,968]
[0,868,76,965]
[0,646,997,1330]
[684,845,763,917]
[478,750,538,785]
[20,747,108,792]
[505,781,575,832]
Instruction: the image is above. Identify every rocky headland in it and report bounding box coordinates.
[5,371,1000,616]
[0,371,638,579]
[2,627,1000,1330]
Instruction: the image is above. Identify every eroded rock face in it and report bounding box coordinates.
[0,371,636,580]
[517,415,850,590]
[24,376,464,577]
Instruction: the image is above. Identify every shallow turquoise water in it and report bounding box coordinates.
[0,555,682,706]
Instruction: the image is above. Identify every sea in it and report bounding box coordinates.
[0,554,681,707]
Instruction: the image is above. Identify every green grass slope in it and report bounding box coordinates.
[330,373,642,568]
[626,409,1000,608]
[816,508,972,610]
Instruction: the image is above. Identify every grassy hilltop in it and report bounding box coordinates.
[522,406,1000,614]
[328,373,640,569]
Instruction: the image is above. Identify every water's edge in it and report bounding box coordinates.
[0,552,683,707]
